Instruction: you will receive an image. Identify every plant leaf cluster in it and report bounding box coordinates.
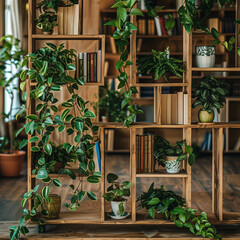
[137,47,185,82]
[137,183,221,239]
[35,11,58,33]
[154,136,195,167]
[38,0,78,12]
[192,75,230,113]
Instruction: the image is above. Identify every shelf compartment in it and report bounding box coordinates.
[136,170,188,178]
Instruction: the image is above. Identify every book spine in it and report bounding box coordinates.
[159,17,167,35]
[87,53,91,82]
[147,134,152,173]
[78,52,83,78]
[94,52,97,83]
[140,135,144,173]
[151,134,154,172]
[83,52,87,83]
[90,52,94,83]
[136,135,139,173]
[95,142,101,172]
[97,50,102,83]
[144,135,148,173]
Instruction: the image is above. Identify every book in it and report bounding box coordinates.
[166,94,172,125]
[109,38,117,54]
[144,135,148,173]
[58,7,64,34]
[207,132,212,151]
[107,129,114,151]
[154,17,162,36]
[159,17,167,36]
[161,94,167,125]
[151,134,154,172]
[78,53,83,78]
[177,92,184,124]
[171,94,178,124]
[104,61,109,77]
[94,52,97,82]
[87,53,91,82]
[97,50,102,83]
[140,135,144,173]
[94,141,101,172]
[73,4,79,34]
[137,38,143,52]
[136,135,140,173]
[90,52,94,82]
[83,52,87,82]
[183,94,188,124]
[147,134,152,173]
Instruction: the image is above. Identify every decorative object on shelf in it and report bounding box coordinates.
[102,173,132,218]
[137,47,185,82]
[10,42,102,239]
[192,75,230,123]
[107,212,130,220]
[137,183,221,239]
[154,136,195,173]
[101,116,108,122]
[0,35,26,177]
[35,11,58,35]
[195,46,215,68]
[33,142,76,174]
[41,194,61,219]
[99,87,127,122]
[178,0,240,55]
[38,0,79,12]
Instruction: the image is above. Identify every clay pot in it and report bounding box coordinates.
[0,150,26,177]
[198,109,214,123]
[41,194,61,219]
[152,72,170,83]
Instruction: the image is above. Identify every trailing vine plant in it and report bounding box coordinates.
[10,43,101,240]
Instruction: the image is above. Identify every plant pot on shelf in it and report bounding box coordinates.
[165,156,181,174]
[111,201,126,217]
[198,109,214,123]
[101,116,108,122]
[152,72,170,83]
[41,194,61,219]
[53,162,64,173]
[195,46,215,68]
[43,31,53,35]
[0,150,26,177]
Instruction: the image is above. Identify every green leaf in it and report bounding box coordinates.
[66,63,76,70]
[51,85,61,91]
[116,60,124,70]
[31,146,40,152]
[188,154,195,166]
[148,207,155,219]
[179,213,186,223]
[87,176,100,183]
[27,114,38,120]
[88,160,95,172]
[117,7,127,22]
[211,28,220,39]
[107,173,118,183]
[38,158,45,165]
[29,136,39,143]
[175,220,184,227]
[78,191,85,202]
[119,202,125,216]
[104,20,116,27]
[51,105,58,112]
[42,186,49,198]
[84,111,95,118]
[130,8,144,17]
[20,69,27,80]
[19,139,28,149]
[87,191,97,200]
[36,168,48,179]
[147,197,160,205]
[53,179,62,187]
[74,121,83,132]
[44,143,52,155]
[61,109,70,121]
[58,125,65,133]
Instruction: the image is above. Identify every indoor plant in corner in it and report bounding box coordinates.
[103,173,132,219]
[192,75,230,123]
[137,47,185,82]
[137,183,221,239]
[0,35,26,177]
[154,136,195,173]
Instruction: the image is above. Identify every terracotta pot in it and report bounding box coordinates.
[0,150,26,177]
[41,194,61,219]
[152,72,170,83]
[53,162,64,173]
[198,109,214,123]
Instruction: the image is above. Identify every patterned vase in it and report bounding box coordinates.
[165,156,181,173]
[195,46,215,68]
[111,201,126,217]
[41,194,61,219]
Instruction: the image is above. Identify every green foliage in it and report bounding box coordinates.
[137,48,185,82]
[192,75,230,113]
[137,183,221,240]
[35,11,58,33]
[102,173,133,202]
[154,136,195,167]
[178,0,240,55]
[38,0,78,12]
[99,87,127,122]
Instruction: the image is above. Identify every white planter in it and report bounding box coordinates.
[101,116,108,122]
[111,201,126,217]
[196,46,215,68]
[165,156,181,174]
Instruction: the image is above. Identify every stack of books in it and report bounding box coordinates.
[136,133,154,173]
[78,50,102,83]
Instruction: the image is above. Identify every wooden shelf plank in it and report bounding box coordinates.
[192,67,240,72]
[136,170,188,178]
[32,34,105,40]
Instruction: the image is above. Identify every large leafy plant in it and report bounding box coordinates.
[137,183,221,239]
[102,173,133,215]
[192,75,230,113]
[137,48,185,82]
[35,11,58,33]
[10,43,102,240]
[154,136,195,167]
[0,35,25,154]
[178,0,240,55]
[99,87,127,122]
[38,0,78,12]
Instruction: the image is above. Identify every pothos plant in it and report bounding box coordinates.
[10,42,102,240]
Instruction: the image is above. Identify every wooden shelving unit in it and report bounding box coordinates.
[27,0,240,227]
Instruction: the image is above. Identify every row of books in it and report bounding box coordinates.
[136,134,155,173]
[93,141,101,172]
[222,17,235,33]
[138,16,182,36]
[78,50,102,83]
[57,2,83,35]
[161,92,188,125]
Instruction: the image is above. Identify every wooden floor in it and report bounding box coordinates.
[0,152,240,221]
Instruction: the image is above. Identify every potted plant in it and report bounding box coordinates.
[195,46,215,68]
[99,87,127,122]
[102,173,132,219]
[192,75,230,123]
[38,0,78,12]
[154,136,195,173]
[33,142,76,174]
[137,47,185,82]
[41,193,61,219]
[35,11,58,35]
[137,183,221,239]
[0,35,26,177]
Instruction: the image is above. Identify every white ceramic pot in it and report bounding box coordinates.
[111,201,126,217]
[165,156,181,174]
[101,116,108,122]
[195,46,215,68]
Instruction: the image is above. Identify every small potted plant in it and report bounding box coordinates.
[195,46,215,68]
[192,75,230,123]
[154,136,195,173]
[41,193,61,219]
[0,35,26,177]
[35,11,58,35]
[137,47,185,82]
[99,87,127,122]
[102,173,132,219]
